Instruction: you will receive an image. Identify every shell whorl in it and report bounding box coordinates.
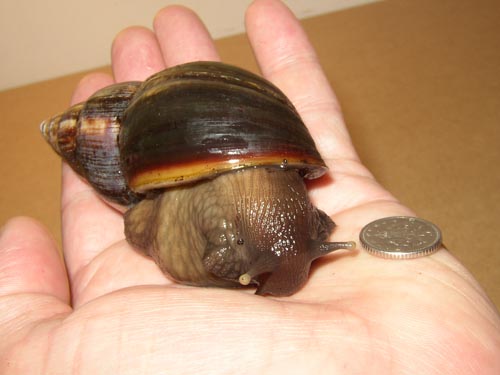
[40,82,142,206]
[120,62,327,193]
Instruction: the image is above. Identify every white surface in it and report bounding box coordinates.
[0,0,379,91]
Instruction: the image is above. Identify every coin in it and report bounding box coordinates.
[359,216,442,259]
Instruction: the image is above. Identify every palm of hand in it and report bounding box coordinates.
[1,1,499,374]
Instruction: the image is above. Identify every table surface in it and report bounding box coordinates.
[1,0,499,307]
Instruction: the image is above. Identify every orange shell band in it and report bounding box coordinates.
[128,156,326,193]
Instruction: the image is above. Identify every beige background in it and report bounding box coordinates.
[0,0,499,308]
[0,0,378,90]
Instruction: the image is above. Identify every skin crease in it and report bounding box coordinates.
[0,0,499,374]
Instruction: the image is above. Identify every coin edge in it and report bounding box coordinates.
[359,216,442,259]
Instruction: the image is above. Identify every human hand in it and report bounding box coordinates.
[1,0,499,373]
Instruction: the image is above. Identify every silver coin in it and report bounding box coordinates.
[359,216,442,259]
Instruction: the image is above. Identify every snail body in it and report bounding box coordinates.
[41,61,354,296]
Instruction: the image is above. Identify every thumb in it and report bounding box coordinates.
[0,217,71,371]
[0,216,69,302]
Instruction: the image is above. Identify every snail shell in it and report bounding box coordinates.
[41,61,354,296]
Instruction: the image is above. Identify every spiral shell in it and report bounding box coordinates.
[41,62,326,205]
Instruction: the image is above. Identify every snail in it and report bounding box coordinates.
[41,61,355,296]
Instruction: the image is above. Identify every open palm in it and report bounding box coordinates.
[1,1,499,373]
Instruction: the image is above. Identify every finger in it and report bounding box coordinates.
[63,75,169,305]
[0,217,69,302]
[62,73,125,284]
[62,27,164,296]
[112,26,166,82]
[244,0,395,216]
[70,72,115,103]
[245,0,358,163]
[153,5,220,66]
[65,7,221,304]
